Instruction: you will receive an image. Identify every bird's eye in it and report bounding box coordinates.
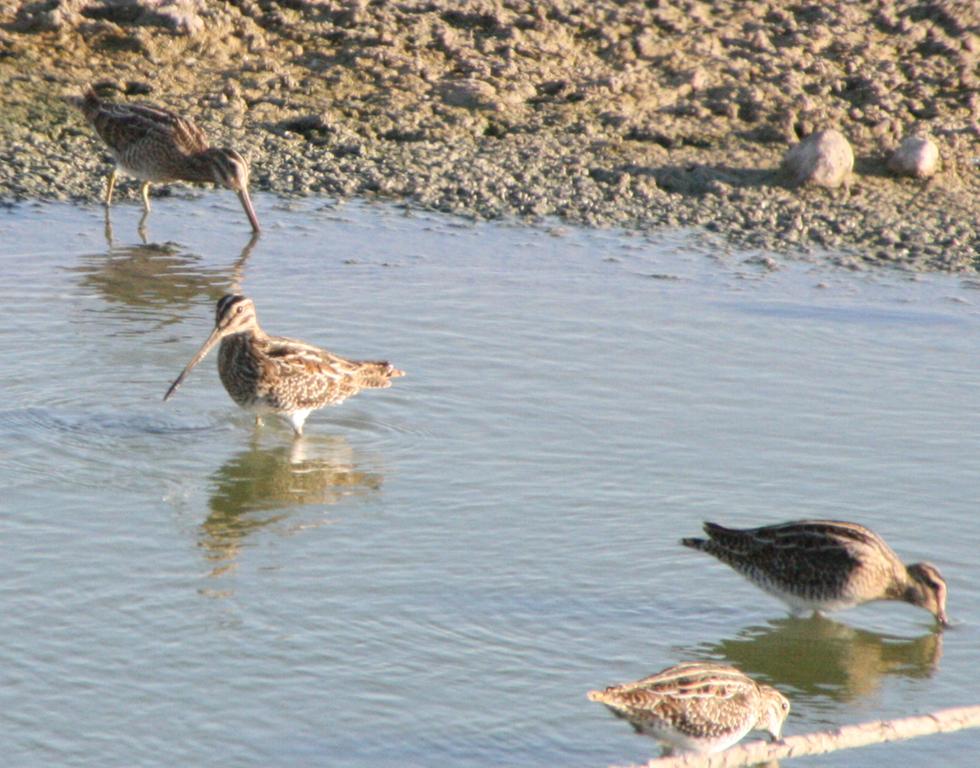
[236,305,244,314]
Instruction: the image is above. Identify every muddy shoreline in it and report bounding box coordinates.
[1,1,977,270]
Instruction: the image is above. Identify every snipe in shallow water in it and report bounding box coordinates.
[164,295,404,435]
[682,519,948,626]
[588,661,789,754]
[72,85,260,232]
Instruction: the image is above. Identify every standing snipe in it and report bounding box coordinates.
[682,520,948,626]
[164,295,404,435]
[588,661,789,755]
[72,85,260,232]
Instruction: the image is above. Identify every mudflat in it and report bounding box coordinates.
[1,1,977,270]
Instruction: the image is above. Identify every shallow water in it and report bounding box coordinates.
[1,193,978,767]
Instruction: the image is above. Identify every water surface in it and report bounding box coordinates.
[1,195,978,767]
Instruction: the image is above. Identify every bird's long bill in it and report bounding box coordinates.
[238,189,261,233]
[163,326,223,402]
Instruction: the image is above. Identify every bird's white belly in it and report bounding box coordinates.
[770,586,857,614]
[641,720,751,754]
[113,155,175,183]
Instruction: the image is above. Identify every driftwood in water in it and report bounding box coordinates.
[622,705,980,768]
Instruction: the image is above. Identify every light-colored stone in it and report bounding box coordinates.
[136,1,205,36]
[887,135,939,178]
[437,78,498,110]
[11,0,87,31]
[783,129,854,188]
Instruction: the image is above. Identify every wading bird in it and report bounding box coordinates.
[164,295,404,435]
[682,520,948,626]
[589,661,790,755]
[72,85,260,231]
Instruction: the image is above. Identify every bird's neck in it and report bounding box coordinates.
[243,325,269,342]
[181,150,223,183]
[221,325,266,348]
[891,567,919,603]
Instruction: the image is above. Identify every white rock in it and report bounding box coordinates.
[783,129,854,188]
[887,136,939,178]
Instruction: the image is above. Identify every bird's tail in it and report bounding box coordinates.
[354,361,405,389]
[681,521,730,550]
[586,689,618,706]
[66,84,101,119]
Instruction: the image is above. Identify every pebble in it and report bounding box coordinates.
[783,129,854,188]
[887,136,939,178]
[438,78,498,110]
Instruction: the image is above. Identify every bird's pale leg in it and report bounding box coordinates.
[104,169,117,206]
[140,181,152,212]
[254,415,264,428]
[287,410,310,437]
[103,208,114,247]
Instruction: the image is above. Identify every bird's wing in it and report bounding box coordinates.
[262,338,361,379]
[95,102,210,155]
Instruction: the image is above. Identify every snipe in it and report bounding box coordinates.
[589,661,789,755]
[72,85,260,232]
[164,295,404,435]
[682,520,948,626]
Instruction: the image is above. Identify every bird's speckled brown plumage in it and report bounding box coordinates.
[164,295,404,435]
[71,85,260,231]
[682,520,948,625]
[588,662,789,754]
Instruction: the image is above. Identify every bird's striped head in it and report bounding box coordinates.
[215,294,259,334]
[205,148,260,232]
[163,295,261,402]
[906,562,948,627]
[755,685,791,742]
[207,148,250,192]
[205,147,248,192]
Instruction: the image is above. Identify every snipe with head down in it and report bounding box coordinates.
[72,85,260,232]
[589,661,790,755]
[164,295,404,435]
[682,519,948,626]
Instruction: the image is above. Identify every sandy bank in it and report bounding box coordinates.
[0,0,977,269]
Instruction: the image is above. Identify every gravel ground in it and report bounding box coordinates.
[1,0,977,270]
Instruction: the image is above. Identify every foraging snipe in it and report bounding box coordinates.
[588,661,789,755]
[72,85,260,232]
[164,295,404,435]
[682,520,948,626]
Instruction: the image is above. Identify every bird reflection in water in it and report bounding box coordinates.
[200,435,382,578]
[103,207,151,246]
[697,614,942,704]
[72,222,258,324]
